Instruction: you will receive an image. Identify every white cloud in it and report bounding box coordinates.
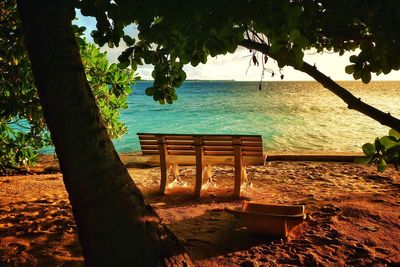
[181,48,400,81]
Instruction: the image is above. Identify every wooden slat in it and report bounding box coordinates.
[138,135,157,140]
[168,150,196,155]
[140,144,159,150]
[166,145,195,150]
[204,151,235,156]
[203,141,233,146]
[140,133,260,137]
[241,141,263,147]
[142,150,159,155]
[203,146,234,151]
[241,136,262,141]
[204,155,234,165]
[164,135,194,140]
[139,140,158,145]
[202,136,233,141]
[165,140,196,146]
[139,133,261,139]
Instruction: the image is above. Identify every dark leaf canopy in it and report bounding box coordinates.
[75,0,400,103]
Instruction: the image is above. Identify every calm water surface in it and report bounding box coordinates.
[113,80,400,152]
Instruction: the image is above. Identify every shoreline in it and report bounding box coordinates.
[265,151,363,162]
[30,151,365,174]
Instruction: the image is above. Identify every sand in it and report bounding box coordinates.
[1,155,399,266]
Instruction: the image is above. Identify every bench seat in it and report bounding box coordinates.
[137,133,266,197]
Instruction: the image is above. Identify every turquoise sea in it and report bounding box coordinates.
[113,80,400,153]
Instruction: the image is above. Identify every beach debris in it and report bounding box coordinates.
[362,226,380,232]
[226,201,306,237]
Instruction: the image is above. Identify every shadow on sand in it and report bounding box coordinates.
[167,209,276,260]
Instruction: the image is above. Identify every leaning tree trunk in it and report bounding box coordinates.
[17,0,193,266]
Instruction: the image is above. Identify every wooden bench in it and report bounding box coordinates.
[137,133,266,197]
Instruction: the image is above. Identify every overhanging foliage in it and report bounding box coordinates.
[0,1,137,173]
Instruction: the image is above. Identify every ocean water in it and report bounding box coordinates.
[113,80,400,153]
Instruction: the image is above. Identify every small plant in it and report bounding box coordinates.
[356,129,400,172]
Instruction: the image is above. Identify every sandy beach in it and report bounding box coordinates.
[1,154,399,266]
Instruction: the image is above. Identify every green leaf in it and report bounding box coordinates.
[361,70,371,83]
[292,47,304,67]
[349,55,358,63]
[294,36,309,48]
[353,70,362,80]
[289,30,301,42]
[166,96,173,104]
[117,61,130,69]
[123,35,135,46]
[389,129,400,140]
[360,41,373,52]
[380,136,398,149]
[145,87,155,96]
[345,64,354,74]
[277,60,286,68]
[362,143,376,156]
[378,159,387,172]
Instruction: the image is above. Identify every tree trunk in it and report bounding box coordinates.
[17,0,193,266]
[241,39,400,133]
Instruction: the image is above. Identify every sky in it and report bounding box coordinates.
[76,12,399,82]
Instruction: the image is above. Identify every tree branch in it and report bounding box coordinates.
[240,39,400,133]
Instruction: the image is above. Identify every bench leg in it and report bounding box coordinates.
[233,138,243,198]
[234,163,242,198]
[194,166,203,197]
[159,162,169,195]
[194,150,204,198]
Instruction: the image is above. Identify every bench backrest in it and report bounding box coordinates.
[137,133,265,166]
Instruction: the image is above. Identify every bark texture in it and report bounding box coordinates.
[241,39,400,133]
[17,0,193,266]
